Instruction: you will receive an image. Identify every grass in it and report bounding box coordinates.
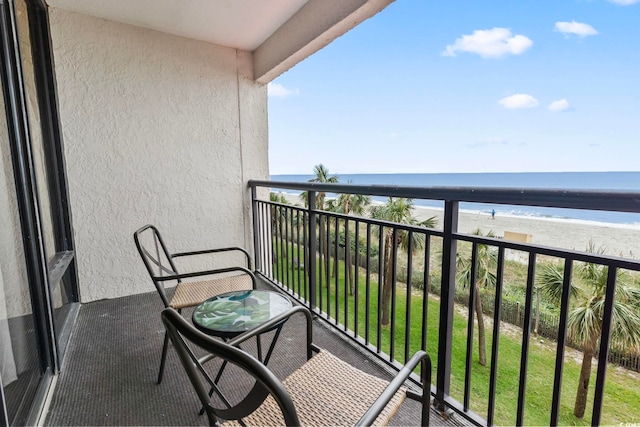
[272,244,640,426]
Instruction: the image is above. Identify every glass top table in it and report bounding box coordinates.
[192,290,293,339]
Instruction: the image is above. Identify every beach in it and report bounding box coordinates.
[279,192,640,260]
[412,205,640,259]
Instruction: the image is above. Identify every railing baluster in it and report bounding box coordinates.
[308,191,317,311]
[354,219,360,338]
[303,211,309,303]
[550,258,573,425]
[344,219,350,332]
[436,200,459,412]
[280,206,286,286]
[365,222,372,345]
[422,235,430,352]
[296,209,301,297]
[251,187,261,272]
[294,209,304,298]
[318,216,324,313]
[264,203,271,279]
[272,204,280,284]
[334,215,339,326]
[255,201,263,274]
[292,208,297,295]
[278,204,285,285]
[405,231,413,364]
[517,252,537,425]
[260,202,268,278]
[377,225,384,353]
[271,206,280,282]
[390,228,398,362]
[285,206,291,289]
[464,242,479,412]
[488,246,505,426]
[326,215,331,320]
[592,266,618,426]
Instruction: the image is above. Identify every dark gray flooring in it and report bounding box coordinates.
[44,281,468,426]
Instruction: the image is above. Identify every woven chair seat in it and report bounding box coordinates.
[225,350,406,427]
[170,274,253,309]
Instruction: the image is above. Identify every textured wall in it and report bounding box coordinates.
[48,9,268,302]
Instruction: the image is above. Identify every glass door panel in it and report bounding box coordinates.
[0,54,41,427]
[14,0,76,360]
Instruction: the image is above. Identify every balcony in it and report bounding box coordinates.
[43,279,456,426]
[43,180,640,426]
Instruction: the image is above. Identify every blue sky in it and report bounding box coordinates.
[267,0,640,175]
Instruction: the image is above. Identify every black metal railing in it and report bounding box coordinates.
[249,180,640,426]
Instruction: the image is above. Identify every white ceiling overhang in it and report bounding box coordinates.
[44,0,394,83]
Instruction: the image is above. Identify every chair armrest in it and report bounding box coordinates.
[153,266,256,285]
[355,350,431,427]
[227,305,315,360]
[198,304,315,367]
[172,247,252,270]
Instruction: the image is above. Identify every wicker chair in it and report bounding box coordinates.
[161,306,432,426]
[134,224,256,383]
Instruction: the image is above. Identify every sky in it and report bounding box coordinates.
[266,0,640,175]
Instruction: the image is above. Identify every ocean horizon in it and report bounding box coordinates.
[270,171,640,226]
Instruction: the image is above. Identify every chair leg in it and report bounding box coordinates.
[158,331,170,384]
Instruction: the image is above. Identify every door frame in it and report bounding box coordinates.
[0,0,78,423]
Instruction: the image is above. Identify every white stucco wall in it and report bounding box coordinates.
[48,9,269,302]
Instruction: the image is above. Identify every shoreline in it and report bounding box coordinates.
[277,192,640,259]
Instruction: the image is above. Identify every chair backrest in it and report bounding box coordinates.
[160,308,301,426]
[134,224,181,307]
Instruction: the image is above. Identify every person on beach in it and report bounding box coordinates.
[491,209,495,220]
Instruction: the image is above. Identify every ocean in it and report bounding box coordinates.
[270,171,640,226]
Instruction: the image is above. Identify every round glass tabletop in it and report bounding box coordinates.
[192,290,292,337]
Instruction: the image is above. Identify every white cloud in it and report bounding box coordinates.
[442,28,533,58]
[555,21,598,37]
[498,94,539,109]
[469,137,509,148]
[608,0,639,5]
[268,83,300,98]
[548,99,571,112]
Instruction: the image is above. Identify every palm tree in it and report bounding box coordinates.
[537,241,640,418]
[299,165,339,290]
[334,191,371,294]
[323,198,341,281]
[269,192,290,260]
[455,229,498,366]
[298,163,339,208]
[370,197,436,325]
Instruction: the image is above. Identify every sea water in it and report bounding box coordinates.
[270,171,640,226]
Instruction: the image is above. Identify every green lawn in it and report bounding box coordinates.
[272,245,640,426]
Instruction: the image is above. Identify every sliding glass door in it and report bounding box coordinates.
[14,0,79,362]
[1,0,78,424]
[0,53,42,427]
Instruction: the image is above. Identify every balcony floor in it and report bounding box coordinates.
[44,279,468,426]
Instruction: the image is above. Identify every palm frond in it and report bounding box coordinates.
[568,305,600,348]
[536,263,582,302]
[610,301,640,348]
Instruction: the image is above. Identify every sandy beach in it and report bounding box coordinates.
[279,192,640,260]
[411,206,640,259]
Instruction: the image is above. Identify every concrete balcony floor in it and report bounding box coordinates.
[43,279,469,426]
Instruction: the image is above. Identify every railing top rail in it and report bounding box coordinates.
[249,179,640,214]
